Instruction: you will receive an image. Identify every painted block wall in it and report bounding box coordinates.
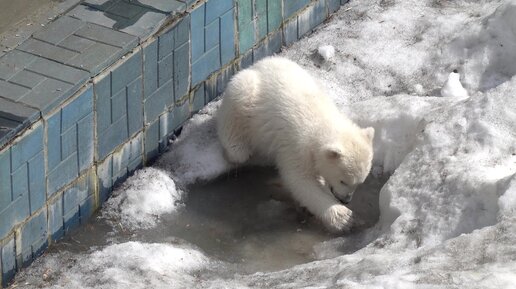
[0,0,348,286]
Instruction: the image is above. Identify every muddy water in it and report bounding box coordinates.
[48,167,386,273]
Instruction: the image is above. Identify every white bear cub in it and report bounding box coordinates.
[216,56,374,232]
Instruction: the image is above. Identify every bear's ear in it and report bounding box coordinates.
[325,147,342,160]
[363,127,375,142]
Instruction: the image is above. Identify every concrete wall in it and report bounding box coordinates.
[0,0,348,286]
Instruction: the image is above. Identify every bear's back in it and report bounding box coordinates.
[241,57,346,154]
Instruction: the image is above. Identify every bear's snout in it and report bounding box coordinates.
[330,186,354,204]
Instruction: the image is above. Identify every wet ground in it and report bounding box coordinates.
[42,167,385,275]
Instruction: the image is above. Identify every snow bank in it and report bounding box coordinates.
[14,242,212,289]
[380,81,516,247]
[345,95,453,174]
[446,0,516,91]
[102,168,183,230]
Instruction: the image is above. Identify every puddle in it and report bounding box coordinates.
[47,167,386,274]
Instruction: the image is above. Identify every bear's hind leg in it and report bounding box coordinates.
[222,140,251,164]
[217,112,251,164]
[216,84,254,164]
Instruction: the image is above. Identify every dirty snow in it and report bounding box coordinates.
[317,44,335,61]
[155,101,233,186]
[8,0,516,288]
[101,168,183,230]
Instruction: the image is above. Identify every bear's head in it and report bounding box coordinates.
[315,127,375,204]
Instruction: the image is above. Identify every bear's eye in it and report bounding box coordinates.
[340,180,347,186]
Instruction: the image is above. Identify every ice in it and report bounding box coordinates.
[8,0,516,288]
[101,168,183,230]
[317,45,335,61]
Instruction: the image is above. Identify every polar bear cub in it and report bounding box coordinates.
[216,56,374,232]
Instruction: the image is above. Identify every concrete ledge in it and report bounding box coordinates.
[0,0,348,286]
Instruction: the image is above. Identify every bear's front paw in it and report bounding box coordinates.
[321,204,353,232]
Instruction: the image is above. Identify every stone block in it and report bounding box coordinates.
[190,6,205,61]
[98,134,143,201]
[0,50,89,115]
[254,30,282,61]
[205,19,220,51]
[192,83,206,113]
[144,80,173,124]
[46,86,94,195]
[1,237,15,287]
[238,22,255,54]
[172,97,190,130]
[94,51,143,160]
[174,42,190,99]
[0,195,30,240]
[283,0,309,19]
[239,49,254,69]
[19,210,47,267]
[190,0,235,85]
[69,0,186,40]
[192,46,220,85]
[143,16,190,124]
[20,16,138,76]
[256,0,268,39]
[267,0,282,31]
[144,118,160,161]
[327,0,341,13]
[298,0,327,38]
[220,8,236,65]
[216,63,237,96]
[237,0,254,54]
[0,98,39,150]
[48,197,64,241]
[62,173,94,233]
[283,17,298,46]
[205,0,233,23]
[0,124,44,239]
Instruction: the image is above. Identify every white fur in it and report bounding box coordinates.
[216,56,375,232]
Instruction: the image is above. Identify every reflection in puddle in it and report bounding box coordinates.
[49,167,386,274]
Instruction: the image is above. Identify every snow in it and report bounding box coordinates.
[154,101,233,186]
[317,45,335,61]
[8,0,516,288]
[440,71,469,98]
[13,242,212,289]
[101,168,183,230]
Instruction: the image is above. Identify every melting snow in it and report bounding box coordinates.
[440,71,469,98]
[317,45,335,61]
[8,0,516,288]
[101,168,183,230]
